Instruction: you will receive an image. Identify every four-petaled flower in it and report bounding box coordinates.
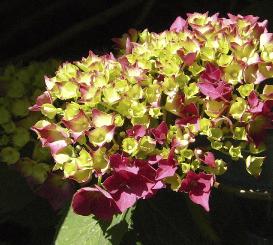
[179,171,214,211]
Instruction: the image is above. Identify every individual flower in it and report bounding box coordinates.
[150,121,168,144]
[200,152,216,168]
[72,186,120,220]
[198,63,232,101]
[156,148,177,180]
[29,91,53,111]
[179,171,214,211]
[104,154,159,211]
[126,125,147,139]
[103,170,154,212]
[31,120,71,155]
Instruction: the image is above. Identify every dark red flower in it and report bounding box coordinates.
[105,154,165,210]
[200,63,222,83]
[134,159,157,181]
[247,115,273,146]
[126,125,147,140]
[176,103,199,125]
[198,63,232,101]
[151,121,168,144]
[200,152,216,168]
[72,186,121,220]
[103,170,154,212]
[109,153,138,174]
[179,171,214,211]
[134,159,164,198]
[177,49,197,66]
[248,91,264,114]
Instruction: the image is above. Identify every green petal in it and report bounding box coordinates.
[122,137,138,156]
[246,156,265,177]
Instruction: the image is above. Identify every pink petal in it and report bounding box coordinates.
[31,123,71,154]
[201,63,222,83]
[189,191,210,211]
[109,154,139,174]
[29,91,52,111]
[244,64,265,84]
[125,37,134,54]
[151,121,168,144]
[72,186,120,220]
[198,82,221,99]
[126,125,147,139]
[170,16,187,32]
[202,152,216,168]
[112,191,137,212]
[48,140,70,155]
[177,49,196,66]
[156,159,177,180]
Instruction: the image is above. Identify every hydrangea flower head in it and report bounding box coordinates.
[31,13,273,219]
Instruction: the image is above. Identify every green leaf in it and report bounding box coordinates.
[55,206,134,245]
[0,147,20,164]
[0,106,11,125]
[11,98,30,117]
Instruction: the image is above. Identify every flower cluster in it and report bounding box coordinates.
[31,13,273,219]
[0,61,74,210]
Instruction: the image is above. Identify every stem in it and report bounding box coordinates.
[100,102,116,113]
[98,175,102,186]
[162,106,180,117]
[214,181,273,201]
[162,108,167,122]
[83,142,92,152]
